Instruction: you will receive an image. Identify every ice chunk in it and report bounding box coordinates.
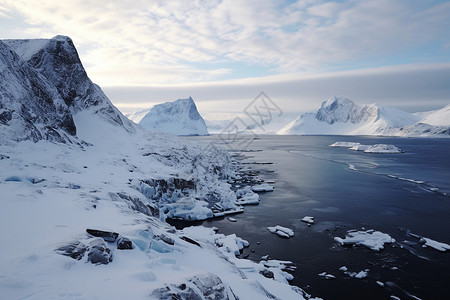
[267,225,294,238]
[329,142,360,148]
[376,281,385,287]
[301,216,314,225]
[251,183,274,192]
[334,229,395,251]
[227,217,237,222]
[420,237,450,252]
[364,144,402,153]
[235,186,260,205]
[354,270,368,279]
[349,144,371,151]
[166,198,213,221]
[318,272,336,279]
[215,234,249,255]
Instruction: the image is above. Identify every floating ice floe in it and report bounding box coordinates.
[376,281,385,287]
[301,216,314,225]
[330,141,402,153]
[339,266,369,278]
[420,237,450,252]
[227,217,237,222]
[252,183,274,192]
[349,144,370,151]
[364,144,402,153]
[267,225,294,238]
[334,229,395,251]
[329,142,361,148]
[318,272,336,279]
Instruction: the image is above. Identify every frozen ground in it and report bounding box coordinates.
[0,112,313,300]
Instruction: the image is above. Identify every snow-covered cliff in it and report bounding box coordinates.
[0,39,76,144]
[4,36,134,133]
[138,97,209,136]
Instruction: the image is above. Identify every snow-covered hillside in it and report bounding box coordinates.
[418,104,450,126]
[126,108,151,123]
[0,37,310,299]
[138,97,209,136]
[279,96,449,137]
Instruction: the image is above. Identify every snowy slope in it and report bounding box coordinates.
[126,107,151,123]
[1,36,311,299]
[279,96,449,137]
[419,104,450,126]
[139,97,209,136]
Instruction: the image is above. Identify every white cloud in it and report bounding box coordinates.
[0,0,449,87]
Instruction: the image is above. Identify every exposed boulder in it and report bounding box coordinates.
[150,273,230,300]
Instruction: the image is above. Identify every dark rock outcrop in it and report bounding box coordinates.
[150,273,229,300]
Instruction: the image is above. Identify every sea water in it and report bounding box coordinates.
[180,135,450,299]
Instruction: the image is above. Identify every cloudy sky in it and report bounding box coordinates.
[1,0,449,118]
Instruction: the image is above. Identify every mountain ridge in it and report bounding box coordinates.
[279,96,449,137]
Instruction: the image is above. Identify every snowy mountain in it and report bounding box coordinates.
[126,107,151,123]
[279,96,449,137]
[1,37,308,299]
[0,39,76,144]
[418,104,450,126]
[4,36,134,133]
[138,97,209,136]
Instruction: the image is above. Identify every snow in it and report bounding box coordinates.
[278,96,449,137]
[318,272,336,279]
[267,226,294,238]
[329,141,402,153]
[329,142,361,147]
[0,114,308,300]
[364,144,402,153]
[419,104,450,126]
[349,144,371,151]
[420,237,450,252]
[0,36,311,300]
[138,97,209,136]
[126,108,151,123]
[339,266,369,278]
[301,216,315,224]
[334,229,395,251]
[235,186,260,205]
[251,183,274,192]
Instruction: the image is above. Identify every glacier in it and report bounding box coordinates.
[0,36,315,299]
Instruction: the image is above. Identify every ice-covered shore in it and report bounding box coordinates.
[0,36,313,300]
[0,121,314,299]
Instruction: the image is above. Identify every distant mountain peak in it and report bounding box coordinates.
[138,97,209,136]
[279,96,449,137]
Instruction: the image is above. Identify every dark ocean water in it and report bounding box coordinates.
[181,135,450,300]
